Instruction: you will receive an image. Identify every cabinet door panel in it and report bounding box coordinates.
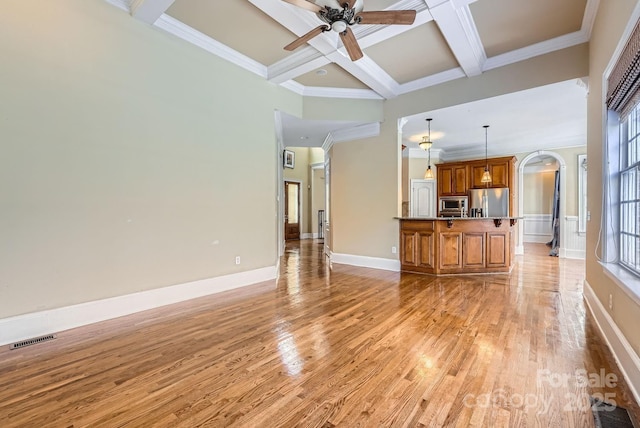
[438,167,454,195]
[486,232,508,267]
[463,232,485,267]
[401,231,417,266]
[453,166,467,194]
[439,232,462,269]
[490,162,509,188]
[470,164,488,189]
[418,231,435,268]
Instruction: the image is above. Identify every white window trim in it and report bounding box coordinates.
[578,154,587,234]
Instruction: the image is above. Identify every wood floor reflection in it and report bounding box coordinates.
[0,240,638,427]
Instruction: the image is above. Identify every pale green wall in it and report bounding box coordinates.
[0,0,300,318]
[586,0,640,356]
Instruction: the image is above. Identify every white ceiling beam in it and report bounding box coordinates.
[425,0,486,77]
[130,0,175,24]
[251,0,402,98]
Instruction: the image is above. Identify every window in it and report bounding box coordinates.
[619,107,640,275]
[604,17,640,282]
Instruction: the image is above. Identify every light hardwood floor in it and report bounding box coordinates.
[0,241,638,427]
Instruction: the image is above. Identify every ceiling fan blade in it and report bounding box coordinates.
[342,0,356,9]
[340,27,363,61]
[284,25,329,51]
[281,0,322,13]
[357,10,417,25]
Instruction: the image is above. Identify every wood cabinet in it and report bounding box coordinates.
[437,164,468,196]
[398,218,516,275]
[437,156,516,216]
[400,222,435,270]
[468,157,513,189]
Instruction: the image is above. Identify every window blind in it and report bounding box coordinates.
[607,19,640,118]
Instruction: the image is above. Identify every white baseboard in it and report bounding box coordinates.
[301,233,319,239]
[564,249,586,259]
[523,234,552,244]
[330,252,400,272]
[583,280,640,404]
[0,266,277,347]
[515,245,524,255]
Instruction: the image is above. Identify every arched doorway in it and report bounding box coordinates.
[517,150,567,257]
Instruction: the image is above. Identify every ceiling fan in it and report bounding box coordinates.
[282,0,417,61]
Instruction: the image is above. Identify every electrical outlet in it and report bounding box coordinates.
[391,246,397,254]
[609,294,613,310]
[587,211,591,221]
[235,256,241,265]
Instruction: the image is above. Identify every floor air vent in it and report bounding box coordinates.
[10,334,57,350]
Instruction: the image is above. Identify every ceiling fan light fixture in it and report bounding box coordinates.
[332,20,347,33]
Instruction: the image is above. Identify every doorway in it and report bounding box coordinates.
[284,181,300,241]
[517,151,566,257]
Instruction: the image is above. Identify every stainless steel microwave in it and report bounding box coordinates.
[439,196,468,216]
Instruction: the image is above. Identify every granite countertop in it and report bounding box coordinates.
[394,216,523,220]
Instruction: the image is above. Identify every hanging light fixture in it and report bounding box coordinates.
[424,147,434,180]
[419,118,433,151]
[481,125,492,183]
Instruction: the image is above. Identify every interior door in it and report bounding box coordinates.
[410,179,436,217]
[284,181,300,241]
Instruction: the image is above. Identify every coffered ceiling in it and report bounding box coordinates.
[106,0,595,155]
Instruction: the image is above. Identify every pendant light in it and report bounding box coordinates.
[481,125,492,184]
[419,118,433,151]
[424,147,434,180]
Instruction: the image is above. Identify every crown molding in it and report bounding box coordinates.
[104,0,130,11]
[302,86,384,99]
[153,14,268,78]
[322,133,334,152]
[130,0,175,24]
[581,0,600,40]
[484,30,588,72]
[322,122,380,152]
[398,67,466,94]
[267,48,330,84]
[404,147,444,159]
[332,122,380,143]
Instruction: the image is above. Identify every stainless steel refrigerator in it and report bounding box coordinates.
[468,188,509,217]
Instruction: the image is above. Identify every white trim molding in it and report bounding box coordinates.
[0,266,277,347]
[330,252,401,272]
[564,215,586,259]
[583,280,640,404]
[522,213,553,244]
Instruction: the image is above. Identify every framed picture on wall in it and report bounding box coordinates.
[284,149,295,169]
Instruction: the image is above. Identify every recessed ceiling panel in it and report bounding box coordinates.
[167,0,295,65]
[470,0,586,58]
[364,22,458,84]
[294,63,369,88]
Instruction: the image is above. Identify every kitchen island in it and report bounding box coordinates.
[396,217,521,275]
